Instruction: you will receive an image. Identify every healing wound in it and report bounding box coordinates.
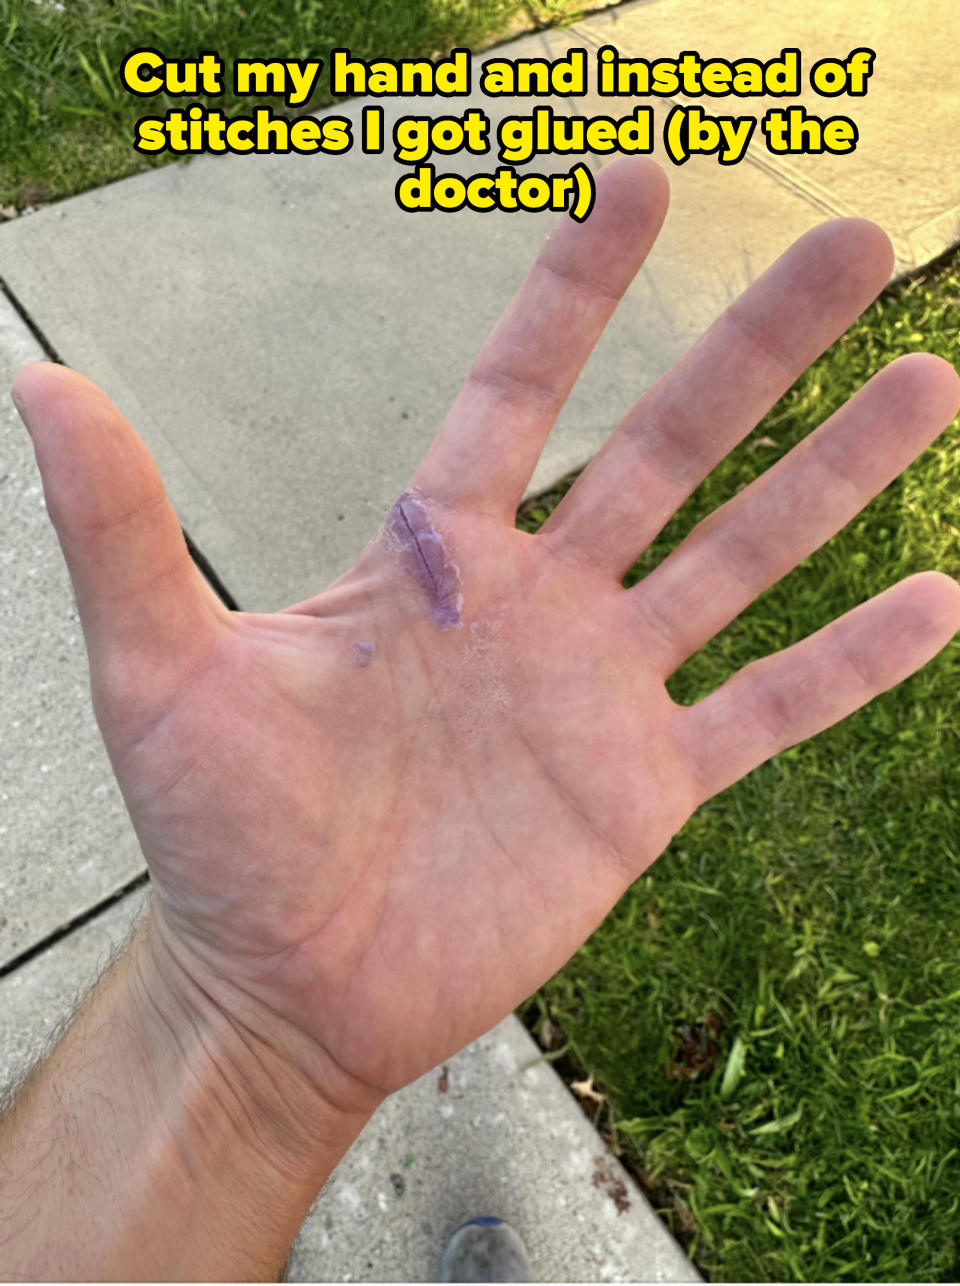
[384,492,463,630]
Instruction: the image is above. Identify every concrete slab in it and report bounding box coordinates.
[0,292,144,968]
[572,0,960,272]
[0,893,696,1283]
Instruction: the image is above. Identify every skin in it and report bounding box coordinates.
[3,156,960,1279]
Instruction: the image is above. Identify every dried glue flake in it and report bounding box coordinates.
[351,640,375,668]
[383,490,463,630]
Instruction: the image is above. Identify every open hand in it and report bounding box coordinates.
[14,158,960,1116]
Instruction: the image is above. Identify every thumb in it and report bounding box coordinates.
[12,362,225,705]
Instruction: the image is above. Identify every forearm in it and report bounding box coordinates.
[0,910,375,1282]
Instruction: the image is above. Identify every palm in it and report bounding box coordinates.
[103,509,681,1092]
[15,158,960,1105]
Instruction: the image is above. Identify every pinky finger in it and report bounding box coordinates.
[684,572,960,800]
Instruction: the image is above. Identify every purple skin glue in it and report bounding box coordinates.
[351,640,375,668]
[383,491,463,630]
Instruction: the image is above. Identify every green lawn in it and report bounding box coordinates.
[0,0,577,207]
[519,247,960,1282]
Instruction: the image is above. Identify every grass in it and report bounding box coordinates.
[0,0,583,208]
[518,247,960,1281]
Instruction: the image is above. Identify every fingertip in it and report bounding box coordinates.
[12,361,100,430]
[794,217,894,299]
[898,570,960,643]
[610,153,670,195]
[895,349,960,402]
[12,359,74,401]
[11,360,56,425]
[838,216,894,274]
[12,364,135,470]
[907,568,960,607]
[569,155,668,279]
[597,154,670,222]
[538,154,668,297]
[871,351,960,426]
[824,216,894,277]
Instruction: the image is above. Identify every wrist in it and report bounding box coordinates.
[1,904,378,1281]
[131,907,379,1191]
[106,909,378,1278]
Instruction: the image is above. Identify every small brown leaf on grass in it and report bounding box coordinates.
[18,182,51,208]
[671,1198,698,1235]
[571,1075,606,1105]
[668,1014,726,1081]
[592,1156,631,1214]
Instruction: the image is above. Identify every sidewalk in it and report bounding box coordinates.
[1,0,957,1277]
